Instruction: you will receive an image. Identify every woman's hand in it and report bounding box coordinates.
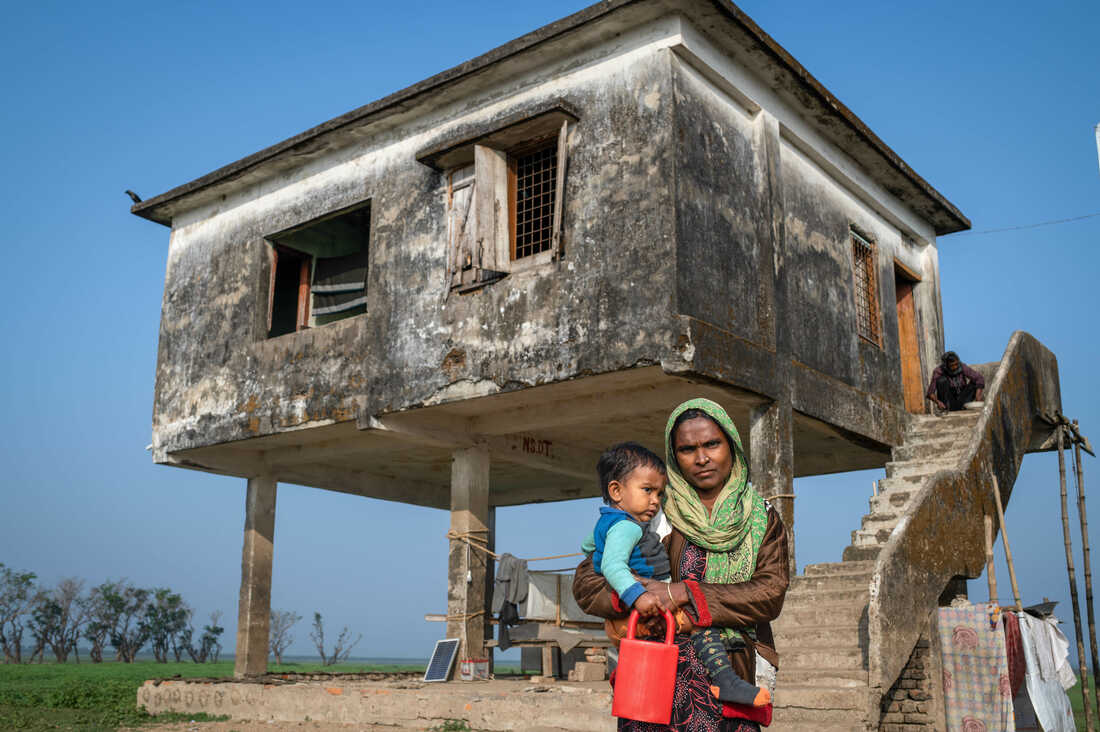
[633,591,663,618]
[640,579,690,611]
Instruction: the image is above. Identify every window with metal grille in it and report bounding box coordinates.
[511,142,558,260]
[851,229,881,345]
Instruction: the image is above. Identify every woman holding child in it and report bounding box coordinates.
[573,398,790,732]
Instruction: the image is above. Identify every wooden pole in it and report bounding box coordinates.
[1058,425,1095,731]
[1073,420,1100,721]
[984,514,999,605]
[991,476,1023,611]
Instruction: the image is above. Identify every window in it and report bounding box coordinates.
[420,104,574,293]
[266,203,370,338]
[511,141,559,260]
[850,228,881,345]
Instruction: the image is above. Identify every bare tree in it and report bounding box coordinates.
[310,612,362,667]
[203,611,224,663]
[82,583,113,663]
[269,609,302,665]
[172,608,193,662]
[180,610,223,664]
[0,564,37,664]
[31,578,87,663]
[26,587,56,664]
[84,580,150,663]
[144,588,189,663]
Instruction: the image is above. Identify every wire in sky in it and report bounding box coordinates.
[955,212,1100,237]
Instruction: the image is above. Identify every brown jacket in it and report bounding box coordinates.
[572,506,789,682]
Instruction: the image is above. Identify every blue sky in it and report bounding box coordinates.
[1,1,1098,665]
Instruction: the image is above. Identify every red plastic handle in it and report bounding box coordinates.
[625,608,676,645]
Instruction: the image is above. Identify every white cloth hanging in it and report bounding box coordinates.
[1016,613,1075,732]
[1038,618,1077,691]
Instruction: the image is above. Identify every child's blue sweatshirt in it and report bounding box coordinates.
[589,506,671,608]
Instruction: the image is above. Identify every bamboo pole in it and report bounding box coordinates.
[1073,420,1100,720]
[984,514,998,605]
[991,476,1023,611]
[1059,425,1095,731]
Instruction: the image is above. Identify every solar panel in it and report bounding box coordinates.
[423,639,460,682]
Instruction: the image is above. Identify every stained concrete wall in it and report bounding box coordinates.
[149,11,956,463]
[151,20,682,461]
[667,27,944,446]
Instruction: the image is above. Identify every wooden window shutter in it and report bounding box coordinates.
[552,120,568,260]
[447,164,476,289]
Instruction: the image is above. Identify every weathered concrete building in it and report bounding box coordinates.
[133,1,1062,729]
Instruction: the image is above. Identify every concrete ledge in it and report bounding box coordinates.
[138,676,615,731]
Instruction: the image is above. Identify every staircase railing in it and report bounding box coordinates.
[865,331,1061,714]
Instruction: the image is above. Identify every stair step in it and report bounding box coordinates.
[772,623,863,648]
[885,460,957,479]
[768,721,865,732]
[778,600,869,626]
[907,419,979,438]
[791,572,872,593]
[850,526,896,547]
[892,441,967,462]
[869,494,911,517]
[774,704,866,726]
[803,561,876,577]
[859,512,901,533]
[774,692,868,725]
[870,488,912,509]
[781,646,864,670]
[911,411,981,425]
[776,667,868,688]
[785,585,871,604]
[842,544,882,562]
[877,475,926,492]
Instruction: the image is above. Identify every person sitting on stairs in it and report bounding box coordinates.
[926,351,985,413]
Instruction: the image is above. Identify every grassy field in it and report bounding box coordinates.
[1068,675,1095,732]
[0,659,426,731]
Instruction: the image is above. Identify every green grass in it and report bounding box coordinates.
[0,659,427,730]
[1068,675,1095,732]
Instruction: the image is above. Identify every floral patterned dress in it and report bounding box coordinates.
[619,542,760,732]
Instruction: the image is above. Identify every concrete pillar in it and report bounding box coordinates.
[234,475,276,678]
[750,401,795,574]
[447,446,491,667]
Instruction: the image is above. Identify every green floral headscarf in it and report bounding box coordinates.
[662,398,767,641]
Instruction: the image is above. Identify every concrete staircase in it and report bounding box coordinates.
[770,560,875,730]
[845,411,981,562]
[770,411,981,731]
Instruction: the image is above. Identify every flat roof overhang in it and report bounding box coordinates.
[130,0,969,236]
[161,367,891,510]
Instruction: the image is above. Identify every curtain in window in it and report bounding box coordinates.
[311,248,368,315]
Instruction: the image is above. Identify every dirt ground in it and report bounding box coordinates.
[135,722,444,732]
[134,721,577,732]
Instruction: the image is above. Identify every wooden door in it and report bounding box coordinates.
[895,274,924,413]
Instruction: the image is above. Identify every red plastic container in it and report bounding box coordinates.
[611,609,678,725]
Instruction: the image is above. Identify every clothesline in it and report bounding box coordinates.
[446,529,585,562]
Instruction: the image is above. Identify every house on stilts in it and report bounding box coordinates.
[131,1,1063,728]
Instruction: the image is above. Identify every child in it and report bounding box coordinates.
[585,442,770,708]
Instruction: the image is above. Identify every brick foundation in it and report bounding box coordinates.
[878,626,946,731]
